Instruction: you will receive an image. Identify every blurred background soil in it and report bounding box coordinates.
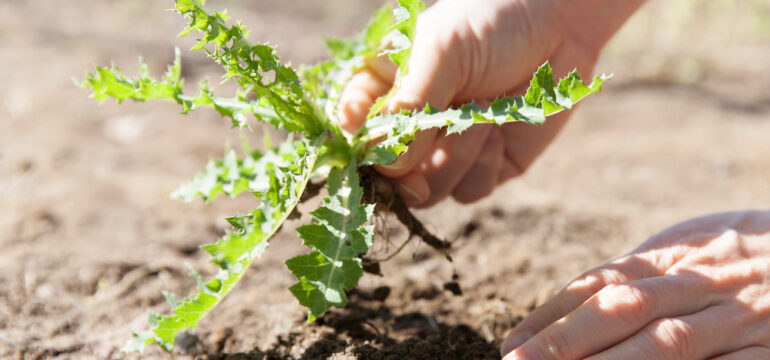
[1,0,769,359]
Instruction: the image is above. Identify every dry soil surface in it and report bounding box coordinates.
[1,0,769,359]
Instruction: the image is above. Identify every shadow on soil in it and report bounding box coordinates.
[199,288,502,360]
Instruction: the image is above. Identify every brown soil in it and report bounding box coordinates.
[2,1,769,359]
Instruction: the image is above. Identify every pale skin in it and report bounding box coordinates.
[339,0,770,359]
[339,0,644,208]
[500,210,770,360]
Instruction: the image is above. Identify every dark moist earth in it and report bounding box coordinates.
[2,1,770,359]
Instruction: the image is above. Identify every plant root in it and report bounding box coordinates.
[359,167,452,261]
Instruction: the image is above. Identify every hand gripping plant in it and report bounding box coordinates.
[80,0,609,353]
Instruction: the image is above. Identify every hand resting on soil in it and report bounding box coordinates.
[501,210,770,360]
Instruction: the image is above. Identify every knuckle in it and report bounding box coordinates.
[653,318,696,359]
[570,267,628,296]
[597,284,655,325]
[435,27,462,51]
[597,266,632,285]
[538,329,575,360]
[569,270,609,295]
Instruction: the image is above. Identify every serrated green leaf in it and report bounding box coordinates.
[387,0,425,81]
[365,4,395,49]
[81,0,615,354]
[287,253,363,322]
[300,2,397,132]
[360,62,611,162]
[162,292,181,309]
[173,0,323,135]
[78,48,256,128]
[81,0,325,135]
[360,146,399,166]
[172,138,309,203]
[286,161,374,322]
[125,137,322,353]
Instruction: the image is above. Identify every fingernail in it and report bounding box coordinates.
[387,91,422,113]
[500,332,531,356]
[501,347,531,360]
[502,354,525,360]
[378,161,403,170]
[397,183,423,204]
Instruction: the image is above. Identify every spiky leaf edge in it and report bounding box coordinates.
[286,160,374,322]
[123,137,322,353]
[171,137,310,203]
[358,63,612,163]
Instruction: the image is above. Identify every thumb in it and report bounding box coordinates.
[376,35,462,177]
[374,63,456,178]
[387,35,462,114]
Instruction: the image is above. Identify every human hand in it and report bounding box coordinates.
[500,210,770,360]
[338,0,643,207]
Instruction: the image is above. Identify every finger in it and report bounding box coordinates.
[364,54,397,85]
[587,305,746,360]
[495,54,594,181]
[387,28,462,113]
[501,255,664,354]
[474,99,492,109]
[338,70,392,133]
[452,127,504,203]
[498,154,523,183]
[418,124,493,207]
[374,128,440,178]
[449,98,492,109]
[499,110,571,177]
[391,171,430,207]
[709,346,770,360]
[505,274,716,360]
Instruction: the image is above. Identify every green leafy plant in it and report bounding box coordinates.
[79,0,609,353]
